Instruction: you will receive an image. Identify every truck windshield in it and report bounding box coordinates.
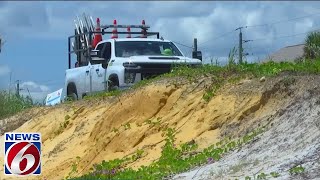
[115,41,183,57]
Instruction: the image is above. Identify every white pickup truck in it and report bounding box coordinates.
[64,18,202,100]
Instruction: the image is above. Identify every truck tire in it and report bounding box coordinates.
[68,92,78,101]
[108,75,119,91]
[67,83,78,101]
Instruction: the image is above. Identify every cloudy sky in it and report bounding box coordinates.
[0,1,319,102]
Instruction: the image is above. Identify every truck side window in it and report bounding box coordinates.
[96,43,104,51]
[101,42,111,61]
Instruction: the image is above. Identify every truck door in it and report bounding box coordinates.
[91,63,106,92]
[90,42,111,92]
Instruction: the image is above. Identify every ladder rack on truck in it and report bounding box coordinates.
[68,14,160,69]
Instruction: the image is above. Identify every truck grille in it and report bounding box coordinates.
[134,63,172,80]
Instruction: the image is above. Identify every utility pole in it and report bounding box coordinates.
[236,27,254,64]
[235,27,246,64]
[16,80,23,97]
[16,80,20,96]
[0,36,4,53]
[239,29,242,64]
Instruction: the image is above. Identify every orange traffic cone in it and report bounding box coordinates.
[127,27,131,38]
[92,18,103,48]
[111,19,118,39]
[141,20,147,38]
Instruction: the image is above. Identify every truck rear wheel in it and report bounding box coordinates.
[67,83,78,101]
[67,92,78,101]
[108,76,119,91]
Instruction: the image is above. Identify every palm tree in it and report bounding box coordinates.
[304,31,320,59]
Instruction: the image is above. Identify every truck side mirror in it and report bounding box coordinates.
[90,50,106,65]
[192,51,202,61]
[90,50,101,58]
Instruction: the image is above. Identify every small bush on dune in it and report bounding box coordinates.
[0,91,33,119]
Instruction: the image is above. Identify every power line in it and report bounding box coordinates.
[200,10,320,51]
[201,42,238,53]
[200,28,313,58]
[25,87,32,100]
[172,10,320,57]
[251,28,320,41]
[246,11,320,28]
[199,27,249,49]
[198,29,236,47]
[172,41,193,49]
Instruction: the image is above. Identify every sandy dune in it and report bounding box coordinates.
[0,74,319,180]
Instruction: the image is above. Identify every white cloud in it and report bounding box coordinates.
[20,81,50,92]
[294,19,313,34]
[246,11,262,27]
[19,81,51,103]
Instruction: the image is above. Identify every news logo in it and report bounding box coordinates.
[4,133,41,176]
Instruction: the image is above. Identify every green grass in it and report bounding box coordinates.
[162,59,320,102]
[157,59,320,93]
[241,165,305,179]
[289,165,305,175]
[169,60,320,79]
[0,91,33,120]
[270,172,280,178]
[84,59,320,102]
